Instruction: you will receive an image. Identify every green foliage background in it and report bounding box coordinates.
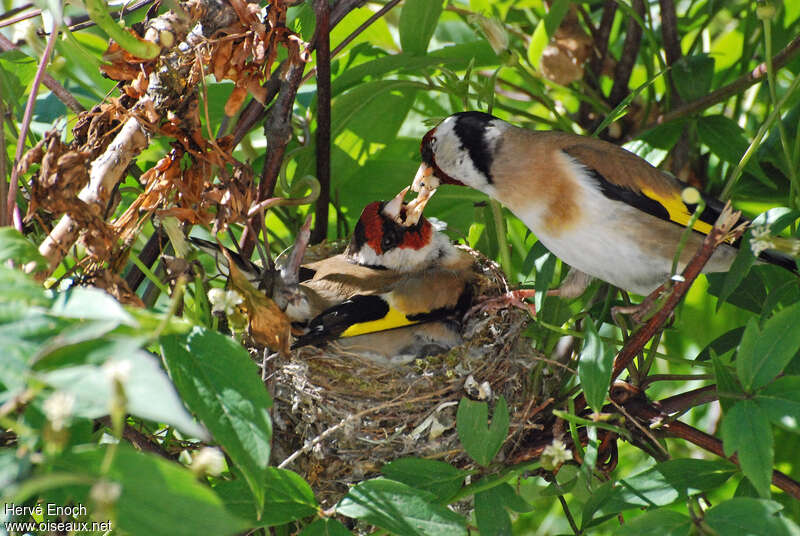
[2,0,800,534]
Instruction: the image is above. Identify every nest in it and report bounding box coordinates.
[264,247,547,506]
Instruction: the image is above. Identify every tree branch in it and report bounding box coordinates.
[608,0,644,107]
[310,0,331,244]
[611,205,745,381]
[641,33,800,131]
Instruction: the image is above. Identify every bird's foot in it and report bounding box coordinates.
[466,289,537,318]
[611,283,669,327]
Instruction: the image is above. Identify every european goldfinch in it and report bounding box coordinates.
[412,111,797,296]
[194,187,476,364]
[291,188,475,362]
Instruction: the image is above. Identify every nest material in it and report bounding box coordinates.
[265,247,546,505]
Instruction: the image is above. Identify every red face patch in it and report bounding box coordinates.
[398,219,432,250]
[359,201,386,253]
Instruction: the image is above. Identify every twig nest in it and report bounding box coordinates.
[265,246,544,505]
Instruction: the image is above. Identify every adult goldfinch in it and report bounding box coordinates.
[412,111,797,296]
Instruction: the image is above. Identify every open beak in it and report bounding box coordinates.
[405,184,436,226]
[382,185,410,223]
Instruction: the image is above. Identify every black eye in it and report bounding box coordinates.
[382,234,394,250]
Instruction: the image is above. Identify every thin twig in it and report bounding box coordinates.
[301,0,402,85]
[611,205,745,381]
[657,385,717,414]
[310,0,331,244]
[608,0,644,107]
[0,7,40,29]
[642,33,800,130]
[7,19,59,231]
[615,388,800,501]
[0,34,84,114]
[0,99,7,227]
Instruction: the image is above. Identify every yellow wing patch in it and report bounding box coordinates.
[640,186,714,236]
[340,306,418,337]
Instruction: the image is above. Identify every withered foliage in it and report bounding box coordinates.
[22,0,306,312]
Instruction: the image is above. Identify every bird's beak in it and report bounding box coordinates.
[405,185,436,226]
[382,185,410,223]
[412,163,440,193]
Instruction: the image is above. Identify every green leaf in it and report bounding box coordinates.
[0,228,47,270]
[56,29,115,99]
[706,269,767,314]
[715,233,757,311]
[50,445,247,536]
[721,400,773,498]
[299,518,353,536]
[713,354,744,414]
[533,248,557,312]
[33,331,145,371]
[615,509,692,536]
[160,327,273,515]
[543,0,572,40]
[756,376,800,433]
[216,470,318,527]
[475,489,511,536]
[583,459,736,521]
[50,286,136,326]
[332,79,425,138]
[331,41,495,97]
[577,319,614,413]
[737,302,800,391]
[336,478,467,536]
[0,450,31,491]
[381,458,468,502]
[399,0,444,55]
[695,326,745,361]
[456,397,509,467]
[39,349,207,439]
[0,266,51,306]
[705,498,799,536]
[0,49,37,112]
[262,468,318,525]
[672,55,714,102]
[527,0,570,68]
[696,115,773,188]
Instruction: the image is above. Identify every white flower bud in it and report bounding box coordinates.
[208,288,244,315]
[43,391,76,431]
[540,438,573,471]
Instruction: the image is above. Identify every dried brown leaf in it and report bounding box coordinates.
[225,250,291,355]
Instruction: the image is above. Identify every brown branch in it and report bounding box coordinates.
[234,0,384,147]
[657,385,718,414]
[613,386,800,501]
[124,226,167,292]
[665,419,800,500]
[608,0,644,107]
[310,0,331,245]
[7,23,60,231]
[609,383,800,500]
[642,33,800,130]
[658,0,682,69]
[96,417,177,460]
[302,0,402,84]
[578,2,617,130]
[611,205,745,381]
[0,99,7,227]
